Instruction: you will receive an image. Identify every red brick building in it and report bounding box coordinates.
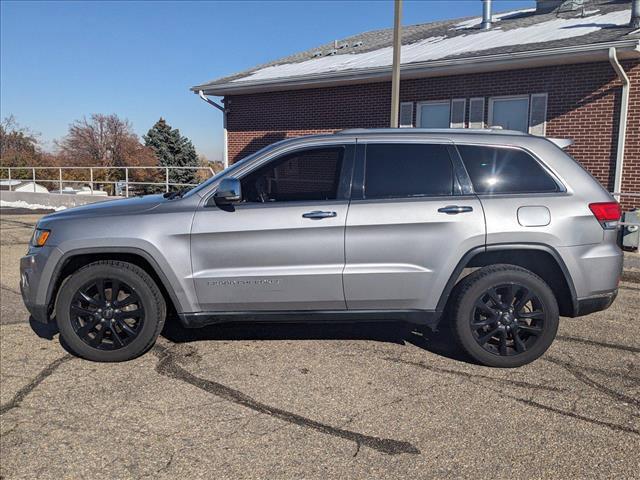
[194,0,640,208]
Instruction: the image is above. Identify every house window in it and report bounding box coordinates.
[489,95,530,132]
[417,101,451,128]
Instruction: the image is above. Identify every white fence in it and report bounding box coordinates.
[0,166,216,197]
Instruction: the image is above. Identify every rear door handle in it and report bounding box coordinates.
[302,210,337,219]
[437,205,474,214]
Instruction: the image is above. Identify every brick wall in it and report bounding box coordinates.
[226,60,639,209]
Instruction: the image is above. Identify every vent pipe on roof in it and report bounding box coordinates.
[481,0,492,29]
[632,0,640,29]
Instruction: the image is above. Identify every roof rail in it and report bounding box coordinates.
[335,127,527,136]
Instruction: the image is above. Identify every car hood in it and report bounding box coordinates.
[41,194,165,221]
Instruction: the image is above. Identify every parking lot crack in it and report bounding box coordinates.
[0,354,73,416]
[556,335,640,354]
[152,344,420,455]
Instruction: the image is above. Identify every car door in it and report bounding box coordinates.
[343,139,485,311]
[190,143,354,312]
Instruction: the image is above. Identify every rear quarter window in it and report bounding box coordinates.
[457,145,559,194]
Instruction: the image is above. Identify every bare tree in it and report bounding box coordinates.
[56,113,155,168]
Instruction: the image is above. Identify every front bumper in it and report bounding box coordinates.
[19,246,60,324]
[575,289,618,317]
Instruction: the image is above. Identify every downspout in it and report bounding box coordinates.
[198,90,229,169]
[607,48,630,201]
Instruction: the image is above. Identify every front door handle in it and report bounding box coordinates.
[302,210,337,219]
[438,205,474,214]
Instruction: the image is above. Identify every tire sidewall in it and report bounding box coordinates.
[454,267,559,368]
[56,263,162,362]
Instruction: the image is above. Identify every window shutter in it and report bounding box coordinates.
[469,97,485,128]
[450,99,466,128]
[529,93,548,136]
[399,102,413,128]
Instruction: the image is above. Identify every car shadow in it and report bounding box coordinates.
[161,316,474,364]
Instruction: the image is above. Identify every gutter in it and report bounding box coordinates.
[608,48,631,201]
[198,91,229,169]
[193,39,640,96]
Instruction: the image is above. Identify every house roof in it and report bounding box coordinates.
[193,0,640,95]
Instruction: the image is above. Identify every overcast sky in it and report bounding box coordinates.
[1,0,534,161]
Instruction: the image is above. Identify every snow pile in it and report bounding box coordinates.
[0,200,66,211]
[235,8,630,83]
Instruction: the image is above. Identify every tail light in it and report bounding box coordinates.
[589,202,621,229]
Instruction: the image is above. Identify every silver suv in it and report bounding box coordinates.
[20,129,623,367]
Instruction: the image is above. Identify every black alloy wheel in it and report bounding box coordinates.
[69,278,145,350]
[471,283,545,357]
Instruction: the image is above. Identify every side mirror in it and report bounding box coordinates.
[213,177,242,206]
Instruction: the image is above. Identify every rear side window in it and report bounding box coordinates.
[364,143,454,198]
[457,145,558,194]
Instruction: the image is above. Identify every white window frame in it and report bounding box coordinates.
[529,93,548,136]
[416,100,451,129]
[468,97,485,129]
[399,102,414,128]
[488,95,530,131]
[450,98,467,128]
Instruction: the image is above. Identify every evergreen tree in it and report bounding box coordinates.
[143,118,199,187]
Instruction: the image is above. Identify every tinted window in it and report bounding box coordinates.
[458,145,558,194]
[364,143,454,199]
[241,147,344,202]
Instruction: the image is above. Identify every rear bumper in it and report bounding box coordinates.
[574,289,618,317]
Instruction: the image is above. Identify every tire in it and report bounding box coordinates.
[55,260,166,362]
[450,264,559,368]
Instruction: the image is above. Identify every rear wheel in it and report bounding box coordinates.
[451,264,559,368]
[56,260,166,362]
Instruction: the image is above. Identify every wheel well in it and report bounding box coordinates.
[464,249,575,316]
[49,253,178,317]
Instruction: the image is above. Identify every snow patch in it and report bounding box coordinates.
[0,200,66,211]
[235,9,630,83]
[452,8,536,30]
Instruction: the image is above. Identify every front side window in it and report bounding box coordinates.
[457,145,559,194]
[241,147,344,203]
[364,143,454,199]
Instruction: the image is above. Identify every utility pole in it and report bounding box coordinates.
[390,0,402,128]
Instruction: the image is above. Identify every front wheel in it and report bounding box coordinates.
[450,264,559,368]
[56,260,166,362]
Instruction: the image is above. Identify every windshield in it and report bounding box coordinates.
[181,154,253,198]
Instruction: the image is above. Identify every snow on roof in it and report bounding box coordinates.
[233,8,631,83]
[451,8,536,30]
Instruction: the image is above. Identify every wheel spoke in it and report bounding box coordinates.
[471,314,497,328]
[71,305,94,318]
[116,318,136,336]
[76,317,101,339]
[519,310,544,320]
[514,288,533,313]
[110,279,120,303]
[487,288,504,309]
[513,331,527,352]
[115,308,142,319]
[79,291,101,307]
[96,279,106,302]
[477,327,500,345]
[474,299,497,317]
[517,325,543,336]
[115,293,139,308]
[89,325,106,347]
[109,325,125,346]
[502,284,516,308]
[499,330,508,356]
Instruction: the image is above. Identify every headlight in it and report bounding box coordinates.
[31,228,51,247]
